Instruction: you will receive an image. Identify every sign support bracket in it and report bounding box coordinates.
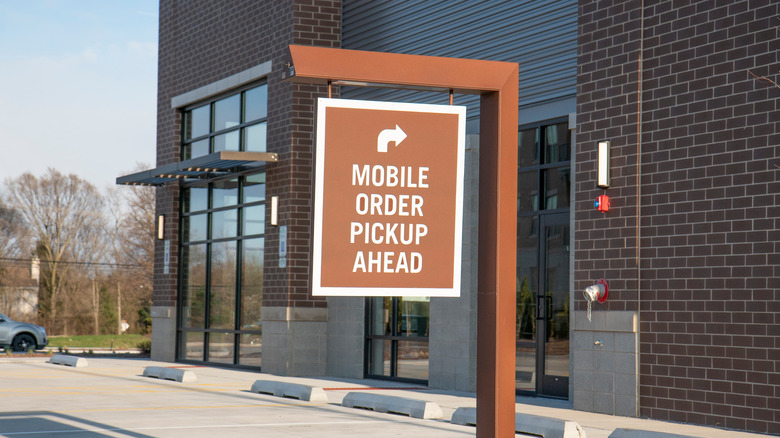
[283,45,518,438]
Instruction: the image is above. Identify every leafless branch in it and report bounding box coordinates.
[748,70,780,89]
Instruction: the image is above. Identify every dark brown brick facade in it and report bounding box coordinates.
[154,0,341,310]
[577,0,779,434]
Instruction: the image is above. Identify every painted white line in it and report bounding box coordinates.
[0,420,392,436]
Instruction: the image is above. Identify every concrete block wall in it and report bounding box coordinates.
[262,307,328,376]
[150,306,176,362]
[573,310,638,417]
[428,132,480,393]
[327,296,365,378]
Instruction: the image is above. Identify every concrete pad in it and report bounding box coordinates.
[49,354,88,367]
[142,366,197,383]
[451,407,587,438]
[342,392,443,419]
[250,379,329,402]
[609,429,700,438]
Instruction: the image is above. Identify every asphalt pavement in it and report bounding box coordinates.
[0,356,772,437]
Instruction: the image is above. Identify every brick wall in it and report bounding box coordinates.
[266,0,340,308]
[577,0,779,434]
[154,0,341,310]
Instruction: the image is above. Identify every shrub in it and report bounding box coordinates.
[137,340,152,355]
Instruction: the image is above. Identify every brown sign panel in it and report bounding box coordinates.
[312,98,466,296]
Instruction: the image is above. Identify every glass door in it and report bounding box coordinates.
[539,213,569,397]
[516,215,538,392]
[516,119,571,398]
[516,212,569,398]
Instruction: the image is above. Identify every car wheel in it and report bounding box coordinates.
[12,334,36,352]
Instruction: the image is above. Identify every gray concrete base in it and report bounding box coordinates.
[326,297,364,378]
[451,407,587,437]
[342,392,443,419]
[50,354,88,367]
[573,310,638,418]
[261,307,328,376]
[150,306,176,362]
[250,379,328,402]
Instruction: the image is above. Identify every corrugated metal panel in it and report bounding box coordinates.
[341,0,577,117]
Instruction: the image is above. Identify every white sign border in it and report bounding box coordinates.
[312,98,466,297]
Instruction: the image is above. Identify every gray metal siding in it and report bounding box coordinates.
[341,0,577,115]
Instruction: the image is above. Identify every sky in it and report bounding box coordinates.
[0,0,158,191]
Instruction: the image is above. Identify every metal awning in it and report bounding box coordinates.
[116,151,278,186]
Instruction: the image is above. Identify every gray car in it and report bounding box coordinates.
[0,312,47,352]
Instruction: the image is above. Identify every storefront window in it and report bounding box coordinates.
[366,296,429,382]
[178,175,266,367]
[177,82,267,369]
[181,83,268,160]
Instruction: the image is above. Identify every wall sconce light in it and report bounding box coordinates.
[270,196,279,226]
[157,214,165,240]
[597,140,610,189]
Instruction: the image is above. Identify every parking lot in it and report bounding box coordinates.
[1,356,773,438]
[0,356,477,437]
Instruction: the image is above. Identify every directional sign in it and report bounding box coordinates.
[312,98,466,297]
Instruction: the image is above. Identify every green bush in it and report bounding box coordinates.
[137,340,152,355]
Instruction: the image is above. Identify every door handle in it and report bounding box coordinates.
[536,295,544,320]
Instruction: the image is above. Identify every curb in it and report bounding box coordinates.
[342,392,443,419]
[142,366,197,383]
[451,407,587,438]
[250,380,328,402]
[49,354,88,367]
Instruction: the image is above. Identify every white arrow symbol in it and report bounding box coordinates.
[376,125,407,153]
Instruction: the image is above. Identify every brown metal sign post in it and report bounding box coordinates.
[283,45,518,437]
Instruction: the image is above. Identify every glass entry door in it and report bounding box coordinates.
[516,119,571,398]
[516,212,570,398]
[539,213,570,397]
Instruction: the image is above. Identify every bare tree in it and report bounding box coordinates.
[0,204,25,288]
[104,165,155,334]
[118,183,155,284]
[5,169,105,334]
[0,203,26,261]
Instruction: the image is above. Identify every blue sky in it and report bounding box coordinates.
[0,0,158,190]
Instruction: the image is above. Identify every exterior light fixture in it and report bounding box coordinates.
[157,214,165,240]
[597,140,610,189]
[270,196,279,226]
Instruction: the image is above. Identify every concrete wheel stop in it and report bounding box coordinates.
[451,407,587,437]
[142,366,197,383]
[49,354,88,368]
[250,380,329,402]
[341,392,443,419]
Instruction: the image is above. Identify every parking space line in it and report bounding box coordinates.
[0,420,391,436]
[56,402,328,414]
[0,388,256,399]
